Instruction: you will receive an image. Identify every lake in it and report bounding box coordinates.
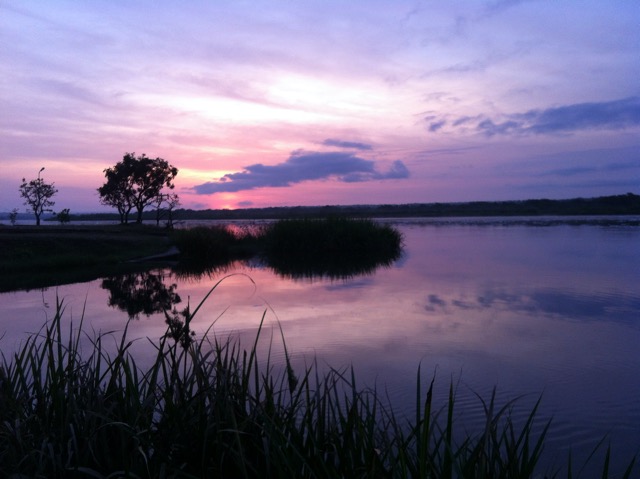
[1,217,639,475]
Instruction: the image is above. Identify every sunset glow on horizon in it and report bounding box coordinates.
[1,1,638,213]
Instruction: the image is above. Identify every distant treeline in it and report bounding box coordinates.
[66,193,640,222]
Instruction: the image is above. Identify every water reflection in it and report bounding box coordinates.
[101,270,181,319]
[172,251,402,282]
[172,258,240,281]
[424,287,640,325]
[2,221,639,476]
[265,251,401,280]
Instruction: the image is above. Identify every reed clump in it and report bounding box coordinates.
[0,292,635,478]
[170,218,404,279]
[171,225,260,263]
[260,217,404,278]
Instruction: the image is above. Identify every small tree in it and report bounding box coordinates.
[98,153,178,224]
[154,193,180,228]
[9,208,19,226]
[55,208,71,224]
[19,168,58,226]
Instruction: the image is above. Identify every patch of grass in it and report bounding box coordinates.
[260,217,404,279]
[171,218,404,280]
[1,284,635,478]
[0,225,173,292]
[171,225,260,263]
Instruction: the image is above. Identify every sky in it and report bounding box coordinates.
[1,1,639,213]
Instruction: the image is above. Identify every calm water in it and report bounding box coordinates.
[1,217,639,474]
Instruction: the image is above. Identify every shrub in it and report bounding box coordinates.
[261,217,404,279]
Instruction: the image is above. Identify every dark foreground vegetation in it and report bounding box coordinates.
[1,292,635,478]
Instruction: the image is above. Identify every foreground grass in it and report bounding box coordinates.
[0,287,635,478]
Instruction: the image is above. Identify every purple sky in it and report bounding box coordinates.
[1,1,639,213]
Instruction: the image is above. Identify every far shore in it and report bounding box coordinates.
[3,192,638,224]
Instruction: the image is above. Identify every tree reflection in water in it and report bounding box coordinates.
[164,303,195,348]
[100,242,403,347]
[101,270,181,320]
[101,270,196,346]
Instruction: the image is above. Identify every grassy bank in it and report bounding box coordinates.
[0,292,635,478]
[1,218,404,291]
[0,224,173,292]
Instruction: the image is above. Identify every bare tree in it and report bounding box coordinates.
[19,167,58,226]
[154,193,180,228]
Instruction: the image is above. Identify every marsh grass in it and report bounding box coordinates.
[171,225,260,263]
[260,217,404,279]
[0,285,636,478]
[170,218,404,279]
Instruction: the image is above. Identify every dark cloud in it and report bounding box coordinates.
[342,160,410,183]
[193,151,409,195]
[428,120,446,132]
[432,97,640,136]
[452,116,477,126]
[483,0,532,16]
[531,147,639,178]
[538,166,597,177]
[424,294,447,312]
[322,138,373,150]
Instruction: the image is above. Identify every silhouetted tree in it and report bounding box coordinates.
[98,153,178,224]
[9,208,18,226]
[154,192,181,228]
[55,208,71,224]
[19,167,57,226]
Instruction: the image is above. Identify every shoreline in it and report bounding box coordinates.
[2,216,638,293]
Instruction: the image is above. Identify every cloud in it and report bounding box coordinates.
[483,0,532,16]
[322,139,373,150]
[193,151,409,195]
[433,97,640,136]
[428,120,446,132]
[530,146,640,178]
[538,166,597,177]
